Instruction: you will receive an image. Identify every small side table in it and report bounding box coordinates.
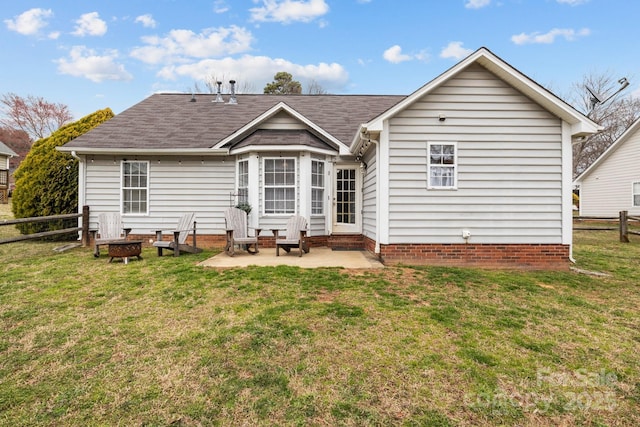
[108,240,143,264]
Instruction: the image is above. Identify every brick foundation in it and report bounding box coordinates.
[327,234,364,250]
[112,233,570,269]
[377,243,570,270]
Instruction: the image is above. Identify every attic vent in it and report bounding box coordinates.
[213,81,224,103]
[228,80,237,105]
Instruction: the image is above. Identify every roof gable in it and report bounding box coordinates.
[213,102,346,154]
[362,47,600,138]
[574,116,640,183]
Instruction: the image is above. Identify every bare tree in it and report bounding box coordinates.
[568,72,640,177]
[0,93,73,142]
[306,80,328,95]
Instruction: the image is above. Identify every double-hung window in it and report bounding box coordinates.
[428,142,457,189]
[237,160,249,205]
[633,182,640,207]
[122,161,148,214]
[311,160,325,215]
[264,158,296,214]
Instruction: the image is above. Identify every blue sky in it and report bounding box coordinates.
[2,0,638,119]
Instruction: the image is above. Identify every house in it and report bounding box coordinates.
[59,47,599,268]
[574,117,640,217]
[0,140,18,203]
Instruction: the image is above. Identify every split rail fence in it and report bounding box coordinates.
[0,205,90,246]
[574,210,640,243]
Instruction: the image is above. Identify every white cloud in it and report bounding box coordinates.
[250,0,329,24]
[213,0,230,13]
[382,45,429,64]
[134,14,157,29]
[72,12,107,37]
[48,31,61,40]
[130,26,253,64]
[383,45,412,64]
[465,0,491,9]
[440,41,473,60]
[511,28,590,45]
[4,8,53,36]
[157,54,348,92]
[56,46,133,82]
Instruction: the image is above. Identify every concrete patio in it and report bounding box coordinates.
[199,247,384,269]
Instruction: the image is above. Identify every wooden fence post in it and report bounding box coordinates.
[82,205,90,247]
[620,210,629,243]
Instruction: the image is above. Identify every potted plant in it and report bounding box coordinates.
[235,202,252,215]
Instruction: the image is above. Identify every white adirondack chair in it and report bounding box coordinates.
[273,216,308,257]
[153,212,202,257]
[92,212,131,257]
[224,207,261,256]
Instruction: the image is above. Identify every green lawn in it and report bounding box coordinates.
[1,203,639,426]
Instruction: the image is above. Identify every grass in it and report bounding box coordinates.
[1,202,639,426]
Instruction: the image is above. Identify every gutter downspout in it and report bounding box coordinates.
[71,151,86,241]
[370,139,381,255]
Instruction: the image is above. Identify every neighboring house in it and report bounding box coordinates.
[0,141,18,202]
[59,47,599,268]
[574,117,640,217]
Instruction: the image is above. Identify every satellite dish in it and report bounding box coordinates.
[586,85,603,104]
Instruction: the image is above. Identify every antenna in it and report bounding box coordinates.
[586,86,603,104]
[586,77,630,115]
[586,85,603,112]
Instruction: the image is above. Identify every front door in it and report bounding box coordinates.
[333,166,361,233]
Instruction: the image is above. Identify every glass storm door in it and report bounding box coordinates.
[333,166,361,233]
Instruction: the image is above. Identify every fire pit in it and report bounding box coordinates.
[108,240,143,264]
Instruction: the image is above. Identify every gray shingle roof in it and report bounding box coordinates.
[63,93,406,151]
[0,141,18,157]
[230,129,337,151]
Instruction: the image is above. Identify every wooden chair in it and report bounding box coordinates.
[224,207,261,256]
[91,212,131,257]
[273,216,309,257]
[153,212,202,257]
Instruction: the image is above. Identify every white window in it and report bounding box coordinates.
[311,160,325,215]
[428,142,457,189]
[633,182,640,207]
[237,160,249,205]
[264,158,296,215]
[122,161,148,215]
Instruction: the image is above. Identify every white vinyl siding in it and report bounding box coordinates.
[579,127,640,216]
[386,63,564,244]
[85,156,234,234]
[362,148,377,239]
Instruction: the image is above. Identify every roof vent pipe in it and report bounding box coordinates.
[213,81,224,103]
[227,80,237,105]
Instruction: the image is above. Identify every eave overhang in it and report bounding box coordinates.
[56,147,230,156]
